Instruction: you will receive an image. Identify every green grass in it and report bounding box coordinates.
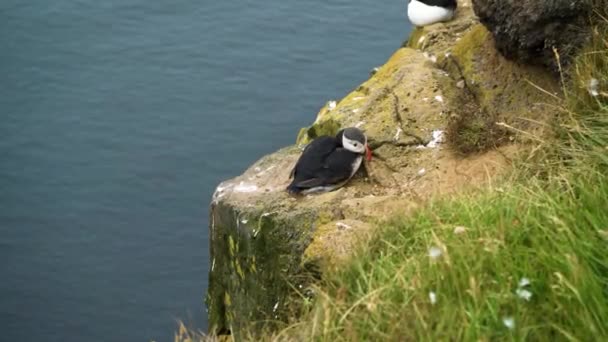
[277,170,608,341]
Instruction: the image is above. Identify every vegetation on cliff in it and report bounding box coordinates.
[261,16,608,341]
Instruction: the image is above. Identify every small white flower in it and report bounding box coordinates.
[518,278,531,288]
[502,316,515,330]
[429,291,437,305]
[428,246,443,259]
[516,288,533,301]
[453,226,467,235]
[589,78,599,97]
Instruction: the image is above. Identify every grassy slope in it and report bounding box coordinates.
[271,17,608,342]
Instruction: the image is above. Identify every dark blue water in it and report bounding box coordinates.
[0,1,410,341]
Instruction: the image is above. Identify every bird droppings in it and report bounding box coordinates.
[336,222,352,230]
[434,95,444,103]
[426,130,445,148]
[418,168,426,176]
[394,128,403,141]
[234,182,258,193]
[417,130,445,149]
[256,165,276,177]
[429,291,437,305]
[428,246,443,259]
[328,101,337,110]
[212,182,235,203]
[423,52,437,63]
[502,317,515,330]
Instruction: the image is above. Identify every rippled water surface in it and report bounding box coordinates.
[0,1,410,341]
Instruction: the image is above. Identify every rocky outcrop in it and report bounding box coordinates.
[472,0,594,70]
[206,0,562,339]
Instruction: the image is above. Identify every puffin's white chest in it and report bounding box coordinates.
[408,0,455,27]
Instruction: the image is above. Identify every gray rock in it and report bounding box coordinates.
[472,0,593,70]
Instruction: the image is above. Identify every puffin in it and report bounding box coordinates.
[407,0,457,27]
[287,127,372,195]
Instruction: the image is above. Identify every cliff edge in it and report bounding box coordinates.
[205,0,570,338]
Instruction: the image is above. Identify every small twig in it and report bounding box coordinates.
[368,138,424,150]
[389,91,427,144]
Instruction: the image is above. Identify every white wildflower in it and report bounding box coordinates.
[428,246,443,259]
[516,288,533,301]
[502,316,515,330]
[589,78,599,97]
[429,291,437,305]
[518,278,531,288]
[453,226,467,235]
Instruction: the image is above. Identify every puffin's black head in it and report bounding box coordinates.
[337,127,372,161]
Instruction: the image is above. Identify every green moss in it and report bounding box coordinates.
[296,118,341,145]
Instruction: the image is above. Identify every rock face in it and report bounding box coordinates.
[206,0,562,339]
[472,0,593,70]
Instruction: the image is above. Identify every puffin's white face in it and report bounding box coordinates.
[342,135,367,154]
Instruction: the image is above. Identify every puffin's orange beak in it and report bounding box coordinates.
[365,144,372,162]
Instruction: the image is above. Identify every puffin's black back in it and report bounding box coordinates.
[415,0,457,9]
[287,134,360,194]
